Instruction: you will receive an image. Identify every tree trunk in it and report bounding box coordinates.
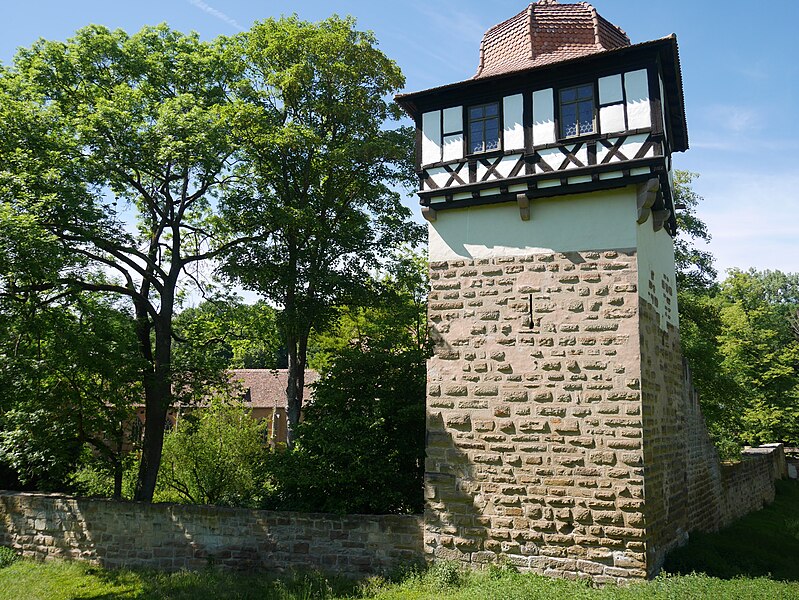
[113,460,123,500]
[285,328,311,448]
[285,333,302,448]
[133,314,173,502]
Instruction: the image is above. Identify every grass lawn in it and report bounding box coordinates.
[1,480,797,600]
[664,479,799,581]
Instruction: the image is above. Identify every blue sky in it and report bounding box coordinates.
[1,1,797,277]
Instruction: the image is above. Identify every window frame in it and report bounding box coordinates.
[467,101,502,155]
[558,83,596,140]
[441,107,464,162]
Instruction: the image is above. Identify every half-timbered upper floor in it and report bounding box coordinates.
[396,2,688,235]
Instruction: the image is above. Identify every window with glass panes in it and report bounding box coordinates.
[559,84,595,138]
[468,102,500,153]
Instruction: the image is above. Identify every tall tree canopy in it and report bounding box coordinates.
[220,16,422,446]
[0,16,422,495]
[673,170,717,291]
[0,24,245,500]
[672,174,799,450]
[0,292,142,496]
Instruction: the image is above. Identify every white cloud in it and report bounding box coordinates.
[186,0,244,31]
[413,1,490,42]
[701,104,761,134]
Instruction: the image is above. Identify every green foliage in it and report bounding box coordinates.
[265,343,426,514]
[156,398,269,507]
[174,298,282,371]
[0,22,247,501]
[675,173,799,449]
[429,561,462,589]
[716,270,799,445]
[680,269,799,448]
[0,15,420,495]
[170,297,283,408]
[673,171,716,291]
[67,450,140,499]
[308,249,429,371]
[0,292,141,492]
[220,15,422,445]
[0,547,17,569]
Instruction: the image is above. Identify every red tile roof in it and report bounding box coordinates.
[473,0,630,79]
[229,369,319,409]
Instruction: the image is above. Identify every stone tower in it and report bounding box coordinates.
[396,0,696,583]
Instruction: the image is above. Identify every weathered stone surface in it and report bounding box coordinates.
[424,252,785,582]
[0,493,424,577]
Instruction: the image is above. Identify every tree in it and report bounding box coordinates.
[308,249,429,370]
[0,25,247,500]
[0,292,142,496]
[673,171,717,291]
[717,269,799,445]
[220,16,422,446]
[157,398,268,507]
[265,342,427,514]
[268,250,430,514]
[173,297,283,373]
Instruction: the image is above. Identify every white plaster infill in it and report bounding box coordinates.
[428,187,639,262]
[636,210,679,329]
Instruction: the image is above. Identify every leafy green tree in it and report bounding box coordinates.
[157,398,268,507]
[308,249,429,370]
[267,250,429,514]
[0,25,248,500]
[673,171,717,291]
[0,292,142,496]
[220,16,422,447]
[265,343,426,514]
[677,288,744,454]
[173,297,282,373]
[717,269,799,445]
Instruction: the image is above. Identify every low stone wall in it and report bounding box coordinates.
[718,444,786,528]
[0,492,424,576]
[680,362,787,537]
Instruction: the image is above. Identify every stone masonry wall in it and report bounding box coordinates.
[638,296,690,575]
[425,251,649,584]
[680,363,786,535]
[632,293,786,575]
[0,492,423,576]
[425,250,787,583]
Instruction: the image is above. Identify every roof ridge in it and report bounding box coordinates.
[472,0,632,80]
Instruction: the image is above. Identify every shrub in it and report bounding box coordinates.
[0,546,18,568]
[264,343,425,514]
[156,398,270,507]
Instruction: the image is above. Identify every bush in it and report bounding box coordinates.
[156,398,270,507]
[430,561,462,589]
[0,546,18,568]
[68,450,139,499]
[264,343,426,514]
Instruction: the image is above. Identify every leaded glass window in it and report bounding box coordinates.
[468,102,500,153]
[559,84,595,138]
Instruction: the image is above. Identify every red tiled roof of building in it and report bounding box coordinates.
[474,0,630,79]
[229,369,319,409]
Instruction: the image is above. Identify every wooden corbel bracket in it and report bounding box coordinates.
[517,193,531,221]
[422,206,437,222]
[636,178,659,224]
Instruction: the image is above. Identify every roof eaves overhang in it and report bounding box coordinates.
[395,35,688,152]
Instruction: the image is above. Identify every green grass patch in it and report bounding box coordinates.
[0,560,359,600]
[2,480,798,599]
[2,561,798,600]
[664,479,799,581]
